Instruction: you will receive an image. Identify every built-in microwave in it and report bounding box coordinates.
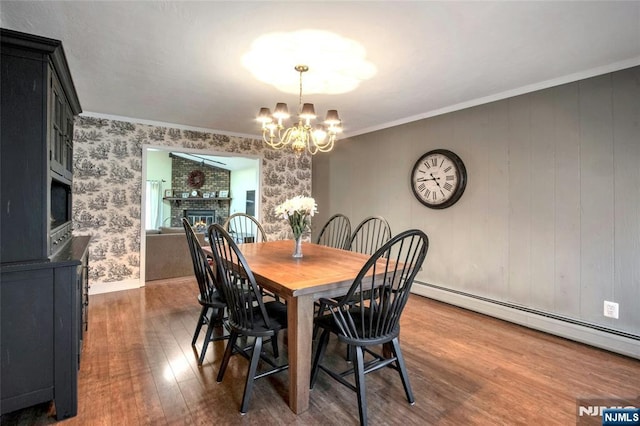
[50,178,73,255]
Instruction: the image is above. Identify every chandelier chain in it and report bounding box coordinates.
[298,69,303,113]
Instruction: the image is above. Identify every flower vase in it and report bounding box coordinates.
[292,236,303,258]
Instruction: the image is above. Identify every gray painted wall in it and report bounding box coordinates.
[312,66,639,353]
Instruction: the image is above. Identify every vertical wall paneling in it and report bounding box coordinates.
[378,127,413,230]
[552,83,582,318]
[612,67,640,331]
[529,90,556,311]
[451,108,483,292]
[507,95,533,305]
[315,66,640,344]
[485,101,510,300]
[310,151,330,240]
[472,107,492,297]
[579,74,615,324]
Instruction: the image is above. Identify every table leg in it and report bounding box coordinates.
[286,293,314,414]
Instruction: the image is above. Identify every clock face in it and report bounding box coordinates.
[411,149,467,209]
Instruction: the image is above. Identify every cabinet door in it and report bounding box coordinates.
[1,268,55,413]
[49,71,72,182]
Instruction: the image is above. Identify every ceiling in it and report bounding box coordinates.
[2,1,639,139]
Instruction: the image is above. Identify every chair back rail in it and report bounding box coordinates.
[347,216,392,256]
[223,213,267,244]
[316,213,351,249]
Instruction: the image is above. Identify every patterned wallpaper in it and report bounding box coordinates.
[72,116,312,285]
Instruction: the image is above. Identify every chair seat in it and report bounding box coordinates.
[197,291,226,309]
[228,300,288,337]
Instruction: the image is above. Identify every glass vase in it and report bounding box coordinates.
[292,236,303,258]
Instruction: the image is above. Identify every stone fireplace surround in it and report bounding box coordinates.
[168,156,230,226]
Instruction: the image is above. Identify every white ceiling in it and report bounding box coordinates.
[2,1,639,139]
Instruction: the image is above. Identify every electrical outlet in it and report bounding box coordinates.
[603,301,619,319]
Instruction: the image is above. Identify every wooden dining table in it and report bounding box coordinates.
[204,239,375,414]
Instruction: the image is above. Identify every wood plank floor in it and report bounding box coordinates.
[2,277,639,425]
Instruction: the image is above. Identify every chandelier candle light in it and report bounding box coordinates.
[274,196,318,258]
[257,65,342,155]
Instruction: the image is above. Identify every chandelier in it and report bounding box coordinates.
[256,65,342,155]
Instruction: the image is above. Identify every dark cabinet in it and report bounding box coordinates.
[0,28,81,264]
[0,29,86,420]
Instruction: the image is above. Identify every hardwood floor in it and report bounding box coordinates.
[2,277,639,425]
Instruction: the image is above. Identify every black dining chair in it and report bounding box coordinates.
[223,212,267,244]
[347,216,392,255]
[316,213,351,250]
[314,216,392,339]
[181,217,228,365]
[222,212,280,301]
[207,223,289,414]
[310,229,429,426]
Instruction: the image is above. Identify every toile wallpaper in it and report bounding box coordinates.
[72,116,312,286]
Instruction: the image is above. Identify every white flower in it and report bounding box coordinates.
[275,196,318,238]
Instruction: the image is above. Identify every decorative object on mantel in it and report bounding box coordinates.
[256,65,342,155]
[218,190,229,198]
[187,169,205,188]
[274,196,318,258]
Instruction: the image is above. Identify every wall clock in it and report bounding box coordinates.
[410,149,467,209]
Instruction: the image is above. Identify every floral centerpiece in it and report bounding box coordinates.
[274,195,318,258]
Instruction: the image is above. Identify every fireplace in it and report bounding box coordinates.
[183,209,216,226]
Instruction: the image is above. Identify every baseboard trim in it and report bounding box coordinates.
[411,282,640,360]
[89,278,142,295]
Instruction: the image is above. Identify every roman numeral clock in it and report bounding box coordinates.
[410,149,467,209]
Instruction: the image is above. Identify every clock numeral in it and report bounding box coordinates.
[440,189,446,198]
[444,166,452,172]
[431,158,438,167]
[423,161,431,169]
[424,188,431,199]
[432,191,437,201]
[446,175,455,181]
[443,182,453,191]
[418,183,426,192]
